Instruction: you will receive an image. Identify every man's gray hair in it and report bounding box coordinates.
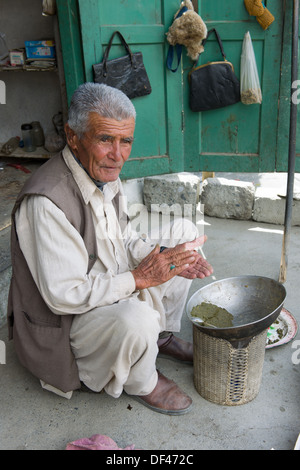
[67,82,136,137]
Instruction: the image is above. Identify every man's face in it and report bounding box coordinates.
[66,112,135,182]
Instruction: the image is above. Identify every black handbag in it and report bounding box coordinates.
[93,31,152,99]
[189,29,240,112]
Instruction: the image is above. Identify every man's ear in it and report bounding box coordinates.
[64,123,79,151]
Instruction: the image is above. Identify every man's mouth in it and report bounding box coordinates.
[103,166,121,170]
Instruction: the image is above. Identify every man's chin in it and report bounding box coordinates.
[97,168,121,182]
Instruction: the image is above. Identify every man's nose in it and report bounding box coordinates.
[109,140,122,161]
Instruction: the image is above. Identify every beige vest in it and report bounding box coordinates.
[7,152,99,392]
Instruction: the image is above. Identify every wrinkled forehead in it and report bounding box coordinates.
[86,112,135,136]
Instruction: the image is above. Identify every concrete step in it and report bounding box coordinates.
[200,177,300,225]
[130,172,300,226]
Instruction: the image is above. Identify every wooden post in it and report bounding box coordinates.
[202,172,215,181]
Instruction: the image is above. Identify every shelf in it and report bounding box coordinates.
[0,144,53,160]
[0,64,57,72]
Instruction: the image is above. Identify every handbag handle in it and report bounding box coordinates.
[201,28,227,60]
[102,31,134,76]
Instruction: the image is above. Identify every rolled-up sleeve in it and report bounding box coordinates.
[15,195,136,315]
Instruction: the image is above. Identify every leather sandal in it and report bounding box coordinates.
[158,334,193,364]
[130,371,192,415]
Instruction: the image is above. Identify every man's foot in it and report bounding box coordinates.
[158,334,193,364]
[130,371,192,415]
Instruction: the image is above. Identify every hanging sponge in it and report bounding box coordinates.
[244,0,275,30]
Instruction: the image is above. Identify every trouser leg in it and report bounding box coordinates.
[70,219,198,398]
[70,297,161,397]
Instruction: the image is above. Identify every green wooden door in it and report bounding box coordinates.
[184,0,284,173]
[57,0,184,179]
[57,0,287,176]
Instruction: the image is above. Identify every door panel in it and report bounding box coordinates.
[97,1,162,25]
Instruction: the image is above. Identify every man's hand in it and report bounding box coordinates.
[131,235,213,290]
[167,236,213,280]
[178,251,213,280]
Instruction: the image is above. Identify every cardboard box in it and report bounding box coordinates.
[9,49,25,66]
[25,40,56,59]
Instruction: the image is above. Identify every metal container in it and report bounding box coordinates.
[186,275,286,348]
[186,276,286,405]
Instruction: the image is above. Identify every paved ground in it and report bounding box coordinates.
[1,204,299,450]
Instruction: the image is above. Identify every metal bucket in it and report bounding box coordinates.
[186,276,286,405]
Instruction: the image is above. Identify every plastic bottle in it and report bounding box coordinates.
[21,124,36,152]
[1,136,20,155]
[31,121,45,147]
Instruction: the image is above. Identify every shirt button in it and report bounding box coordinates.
[89,254,96,260]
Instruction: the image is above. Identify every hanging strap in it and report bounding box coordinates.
[166,44,183,72]
[166,5,188,72]
[102,31,134,76]
[201,28,227,60]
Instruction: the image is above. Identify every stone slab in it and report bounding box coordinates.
[253,188,300,225]
[143,173,201,216]
[200,177,255,220]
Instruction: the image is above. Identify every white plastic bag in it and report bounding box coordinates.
[240,31,262,105]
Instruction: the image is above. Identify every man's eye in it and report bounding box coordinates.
[122,138,134,145]
[100,136,111,143]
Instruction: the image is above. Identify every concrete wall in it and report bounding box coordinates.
[0,0,63,142]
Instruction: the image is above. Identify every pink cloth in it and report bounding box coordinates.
[65,434,135,451]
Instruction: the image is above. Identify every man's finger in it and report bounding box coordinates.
[159,236,208,263]
[184,235,207,251]
[167,251,196,267]
[167,236,208,256]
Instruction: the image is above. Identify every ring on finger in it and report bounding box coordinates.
[170,264,176,271]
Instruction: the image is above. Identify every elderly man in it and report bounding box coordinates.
[8,83,213,415]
